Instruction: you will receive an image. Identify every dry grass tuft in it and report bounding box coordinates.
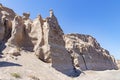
[10,72,21,78]
[28,75,40,80]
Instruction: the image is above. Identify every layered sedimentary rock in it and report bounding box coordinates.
[64,34,118,70]
[0,4,118,77]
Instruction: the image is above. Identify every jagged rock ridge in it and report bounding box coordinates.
[0,4,118,77]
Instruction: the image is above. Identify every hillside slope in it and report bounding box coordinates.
[0,52,120,80]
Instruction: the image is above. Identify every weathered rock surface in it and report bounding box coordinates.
[117,60,120,69]
[33,10,74,75]
[0,5,75,76]
[64,34,118,70]
[0,3,119,78]
[0,4,15,20]
[0,4,15,51]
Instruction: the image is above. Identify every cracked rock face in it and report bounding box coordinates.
[32,12,74,75]
[117,60,120,69]
[0,4,118,77]
[64,34,118,70]
[0,4,15,41]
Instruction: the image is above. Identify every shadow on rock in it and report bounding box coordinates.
[68,69,82,77]
[0,61,22,67]
[0,41,6,52]
[52,65,81,77]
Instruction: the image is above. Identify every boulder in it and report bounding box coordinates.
[2,46,20,56]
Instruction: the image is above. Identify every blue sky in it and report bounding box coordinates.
[0,0,120,59]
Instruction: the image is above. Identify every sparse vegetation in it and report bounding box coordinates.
[28,75,40,80]
[10,73,21,78]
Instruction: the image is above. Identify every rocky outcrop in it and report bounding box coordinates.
[0,4,118,77]
[0,4,15,20]
[64,34,118,70]
[2,15,25,56]
[0,4,15,51]
[33,10,74,76]
[0,3,15,41]
[0,5,75,76]
[117,60,120,69]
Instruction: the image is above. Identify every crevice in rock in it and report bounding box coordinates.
[0,41,6,52]
[2,19,12,42]
[0,19,12,52]
[80,53,88,70]
[39,20,44,46]
[68,50,81,77]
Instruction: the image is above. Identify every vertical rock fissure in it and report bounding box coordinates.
[3,19,12,42]
[39,15,45,46]
[71,55,77,71]
[80,53,88,70]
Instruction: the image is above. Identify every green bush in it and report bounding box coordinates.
[10,73,21,78]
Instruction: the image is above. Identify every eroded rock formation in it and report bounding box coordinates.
[64,34,118,70]
[0,3,15,52]
[0,4,118,77]
[117,60,120,69]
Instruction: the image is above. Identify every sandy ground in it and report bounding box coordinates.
[0,51,120,80]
